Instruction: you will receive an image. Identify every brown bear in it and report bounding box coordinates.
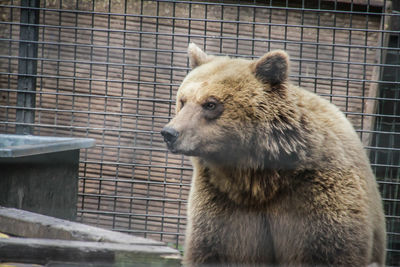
[161,43,386,266]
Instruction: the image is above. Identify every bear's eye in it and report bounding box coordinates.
[203,102,216,111]
[201,97,224,120]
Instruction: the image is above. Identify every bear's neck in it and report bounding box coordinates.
[193,157,303,207]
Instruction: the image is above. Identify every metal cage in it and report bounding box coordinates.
[0,0,399,265]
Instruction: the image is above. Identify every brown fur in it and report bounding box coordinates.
[161,43,386,266]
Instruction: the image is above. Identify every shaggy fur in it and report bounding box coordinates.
[161,43,386,266]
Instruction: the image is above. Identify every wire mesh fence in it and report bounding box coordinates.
[0,0,399,265]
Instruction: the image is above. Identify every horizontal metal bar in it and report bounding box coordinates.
[290,74,400,84]
[2,17,400,35]
[382,198,400,203]
[2,32,400,51]
[357,129,400,135]
[366,146,400,152]
[79,176,191,187]
[80,158,399,170]
[0,38,187,55]
[0,105,172,120]
[79,174,399,187]
[3,104,400,120]
[385,215,400,220]
[0,88,175,104]
[385,249,400,254]
[99,144,169,152]
[387,232,400,237]
[319,93,400,103]
[78,209,186,220]
[0,121,164,135]
[0,55,188,71]
[377,180,400,186]
[153,0,391,16]
[372,162,400,169]
[82,159,192,171]
[3,88,400,105]
[2,70,399,85]
[114,228,184,237]
[78,192,188,203]
[80,175,397,187]
[0,71,180,87]
[341,111,400,118]
[0,2,394,17]
[2,54,400,69]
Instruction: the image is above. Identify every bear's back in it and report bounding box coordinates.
[293,86,370,168]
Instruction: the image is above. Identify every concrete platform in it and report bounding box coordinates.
[0,207,181,266]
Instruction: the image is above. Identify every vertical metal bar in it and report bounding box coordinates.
[37,0,46,135]
[393,34,400,258]
[329,0,338,103]
[54,0,62,135]
[109,0,118,231]
[146,0,161,240]
[298,0,305,87]
[80,0,96,223]
[389,54,399,228]
[170,0,179,248]
[219,3,224,53]
[345,1,354,114]
[99,0,112,227]
[186,2,192,56]
[113,0,128,234]
[313,0,321,94]
[16,0,40,135]
[188,1,192,53]
[283,0,288,50]
[129,0,145,232]
[235,3,240,55]
[251,2,256,57]
[383,1,398,261]
[162,0,176,244]
[6,0,15,133]
[204,3,208,49]
[360,0,371,140]
[71,0,79,136]
[267,0,272,51]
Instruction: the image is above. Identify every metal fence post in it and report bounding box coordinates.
[16,0,40,135]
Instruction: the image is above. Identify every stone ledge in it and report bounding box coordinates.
[0,207,181,265]
[0,237,181,265]
[0,207,162,245]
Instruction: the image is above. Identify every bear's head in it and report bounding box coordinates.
[161,43,303,166]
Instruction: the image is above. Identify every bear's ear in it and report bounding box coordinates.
[251,50,290,87]
[188,43,214,69]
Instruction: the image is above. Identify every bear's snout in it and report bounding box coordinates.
[161,126,179,148]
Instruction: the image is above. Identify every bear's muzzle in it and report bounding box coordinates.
[161,126,179,151]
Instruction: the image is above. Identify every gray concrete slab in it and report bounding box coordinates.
[0,207,164,245]
[0,237,181,265]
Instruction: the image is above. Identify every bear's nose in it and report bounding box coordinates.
[161,127,179,144]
